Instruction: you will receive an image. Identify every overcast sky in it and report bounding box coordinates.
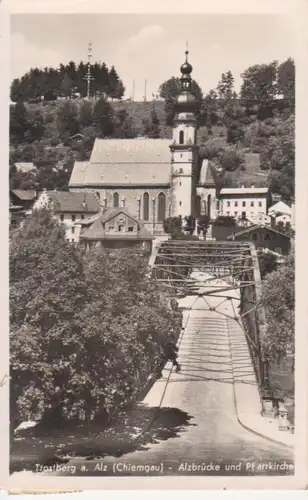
[10,14,295,100]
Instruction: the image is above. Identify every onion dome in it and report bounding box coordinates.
[180,50,193,75]
[174,50,196,115]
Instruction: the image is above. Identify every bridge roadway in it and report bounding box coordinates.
[52,271,294,476]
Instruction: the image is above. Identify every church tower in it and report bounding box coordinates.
[170,50,199,218]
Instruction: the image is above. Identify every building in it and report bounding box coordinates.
[69,51,219,235]
[33,190,100,243]
[9,189,37,227]
[78,207,154,251]
[268,200,292,226]
[226,224,292,256]
[217,187,271,222]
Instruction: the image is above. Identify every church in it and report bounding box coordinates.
[68,51,218,237]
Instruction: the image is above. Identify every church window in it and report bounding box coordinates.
[113,192,119,207]
[179,130,184,144]
[143,192,149,221]
[196,196,201,216]
[207,194,212,219]
[157,192,166,222]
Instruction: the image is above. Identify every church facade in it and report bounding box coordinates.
[69,51,216,235]
[68,52,230,235]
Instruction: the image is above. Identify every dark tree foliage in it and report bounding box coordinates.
[10,61,125,102]
[143,108,161,138]
[93,97,115,137]
[10,210,181,429]
[257,251,278,279]
[159,76,203,126]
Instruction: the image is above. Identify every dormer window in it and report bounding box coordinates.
[179,130,184,144]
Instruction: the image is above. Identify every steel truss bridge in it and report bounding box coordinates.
[149,239,270,398]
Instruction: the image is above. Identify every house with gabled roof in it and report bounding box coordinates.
[33,190,100,243]
[226,224,292,256]
[78,207,154,251]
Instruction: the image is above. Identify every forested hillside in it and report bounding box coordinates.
[10,58,295,203]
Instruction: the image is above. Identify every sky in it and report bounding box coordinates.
[10,13,295,100]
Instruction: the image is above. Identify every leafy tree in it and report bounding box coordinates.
[10,210,181,430]
[223,99,247,144]
[113,108,136,138]
[277,58,295,110]
[260,252,294,367]
[159,76,203,126]
[78,100,93,128]
[163,216,183,238]
[143,108,160,138]
[201,89,219,133]
[93,96,115,137]
[60,72,74,98]
[216,71,235,100]
[257,251,278,279]
[197,214,210,236]
[183,215,196,235]
[240,62,278,119]
[56,101,79,141]
[10,101,29,143]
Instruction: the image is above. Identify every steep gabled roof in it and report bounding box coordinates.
[79,207,153,241]
[226,224,291,240]
[11,189,37,201]
[198,159,216,187]
[47,191,100,213]
[69,138,172,187]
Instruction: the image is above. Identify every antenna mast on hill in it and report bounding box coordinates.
[84,41,94,99]
[132,79,135,101]
[144,79,147,102]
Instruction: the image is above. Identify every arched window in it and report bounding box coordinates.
[207,194,212,219]
[157,192,166,222]
[113,192,119,208]
[179,130,184,144]
[196,196,201,216]
[143,192,149,221]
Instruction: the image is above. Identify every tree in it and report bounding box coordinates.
[108,66,125,100]
[10,210,182,430]
[197,214,210,236]
[25,110,45,142]
[260,114,295,202]
[79,101,93,128]
[60,72,74,98]
[93,96,114,137]
[257,251,278,279]
[143,108,160,138]
[223,99,247,144]
[260,252,294,367]
[216,71,235,100]
[113,108,136,138]
[240,62,278,119]
[56,101,79,141]
[163,216,183,238]
[277,58,295,110]
[159,76,203,126]
[10,101,29,143]
[201,90,219,134]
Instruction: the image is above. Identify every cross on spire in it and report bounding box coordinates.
[185,40,189,60]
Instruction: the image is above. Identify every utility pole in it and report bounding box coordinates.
[132,79,135,101]
[84,41,94,100]
[144,79,147,102]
